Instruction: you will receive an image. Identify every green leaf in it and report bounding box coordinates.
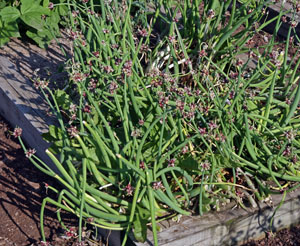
[133,206,150,243]
[0,6,20,22]
[46,11,60,33]
[43,0,49,8]
[41,132,54,142]
[54,89,71,111]
[178,155,199,172]
[0,20,20,47]
[0,36,9,46]
[20,0,50,30]
[20,12,45,31]
[26,29,50,48]
[48,140,63,154]
[92,108,100,125]
[21,0,42,14]
[62,146,84,160]
[57,4,68,16]
[208,0,221,13]
[44,125,64,140]
[0,2,7,10]
[88,147,101,164]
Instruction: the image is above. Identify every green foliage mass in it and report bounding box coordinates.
[17,0,300,245]
[0,0,67,48]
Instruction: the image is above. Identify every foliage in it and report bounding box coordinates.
[16,0,300,245]
[0,0,67,48]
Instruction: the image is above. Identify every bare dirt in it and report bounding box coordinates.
[242,225,300,246]
[0,116,78,246]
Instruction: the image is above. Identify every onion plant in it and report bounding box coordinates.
[15,0,300,245]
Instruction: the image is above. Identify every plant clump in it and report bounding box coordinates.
[15,0,300,245]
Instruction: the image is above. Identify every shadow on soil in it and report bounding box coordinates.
[0,121,76,245]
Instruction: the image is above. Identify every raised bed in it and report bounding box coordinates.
[2,53,300,246]
[262,1,300,39]
[134,191,300,246]
[1,2,300,246]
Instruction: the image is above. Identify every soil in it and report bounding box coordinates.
[0,115,79,245]
[242,225,300,246]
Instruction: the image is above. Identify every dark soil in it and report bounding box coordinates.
[0,116,78,245]
[242,225,300,246]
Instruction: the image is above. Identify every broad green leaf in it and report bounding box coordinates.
[178,155,199,172]
[0,2,7,9]
[20,0,49,30]
[62,146,84,160]
[21,12,45,31]
[133,216,147,243]
[0,6,20,22]
[88,147,101,164]
[46,125,64,140]
[208,0,221,14]
[57,4,68,16]
[26,28,52,48]
[49,11,60,25]
[20,0,42,14]
[26,30,46,48]
[0,20,20,47]
[0,36,9,46]
[43,0,49,8]
[46,11,60,33]
[0,0,7,10]
[48,140,63,154]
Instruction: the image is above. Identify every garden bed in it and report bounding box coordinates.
[2,53,300,245]
[0,34,300,246]
[134,189,300,246]
[1,111,300,246]
[1,1,300,246]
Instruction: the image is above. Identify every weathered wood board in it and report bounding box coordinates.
[263,1,300,39]
[0,56,59,173]
[134,191,300,246]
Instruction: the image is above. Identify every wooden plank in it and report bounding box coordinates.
[0,55,59,173]
[133,190,300,246]
[260,2,300,39]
